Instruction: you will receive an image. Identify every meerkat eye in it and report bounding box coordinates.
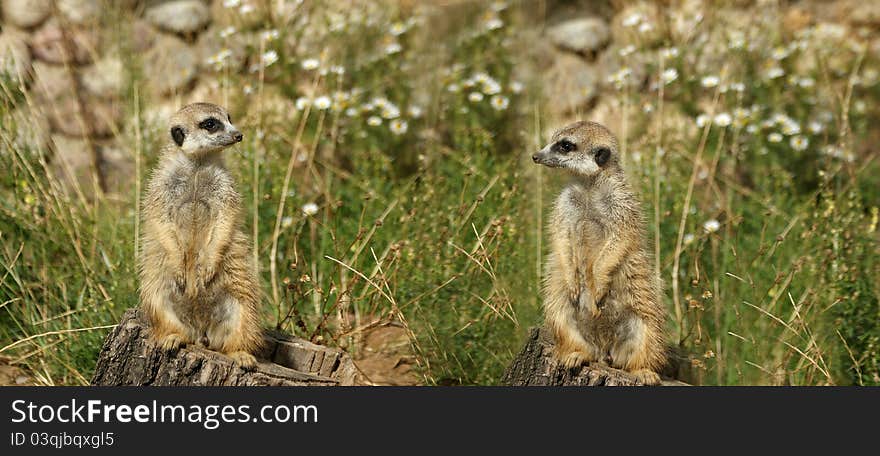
[594,147,611,166]
[199,117,223,133]
[554,139,576,153]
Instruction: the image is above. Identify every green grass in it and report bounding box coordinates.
[1,0,878,385]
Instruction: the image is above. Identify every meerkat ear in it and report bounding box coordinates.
[171,126,186,147]
[594,147,611,167]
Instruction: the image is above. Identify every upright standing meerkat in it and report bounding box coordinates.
[532,120,666,384]
[139,102,262,369]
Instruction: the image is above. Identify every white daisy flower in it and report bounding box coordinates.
[696,114,710,128]
[261,29,280,42]
[223,0,240,8]
[490,95,509,111]
[701,75,720,88]
[301,58,320,70]
[295,97,311,110]
[385,42,402,55]
[509,81,524,94]
[662,68,678,84]
[302,203,319,216]
[367,116,382,126]
[770,46,789,61]
[768,132,783,143]
[683,233,695,245]
[789,135,809,151]
[220,26,237,38]
[281,216,293,228]
[485,17,504,30]
[381,105,400,120]
[482,80,502,95]
[661,47,679,59]
[468,92,484,102]
[345,108,358,117]
[714,113,732,127]
[313,96,331,110]
[703,219,721,233]
[389,119,408,135]
[261,50,279,67]
[408,105,423,118]
[766,66,785,79]
[622,13,642,27]
[389,22,407,36]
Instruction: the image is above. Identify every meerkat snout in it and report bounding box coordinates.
[533,121,620,177]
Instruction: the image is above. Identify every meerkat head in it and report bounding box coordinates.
[168,102,243,156]
[532,121,620,177]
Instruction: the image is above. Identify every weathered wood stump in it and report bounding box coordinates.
[502,328,688,386]
[91,309,363,386]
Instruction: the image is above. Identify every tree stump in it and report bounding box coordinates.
[502,328,688,386]
[91,309,363,386]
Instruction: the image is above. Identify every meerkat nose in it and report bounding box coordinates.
[532,153,540,162]
[233,132,243,142]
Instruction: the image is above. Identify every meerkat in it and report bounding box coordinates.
[139,102,262,369]
[532,120,666,385]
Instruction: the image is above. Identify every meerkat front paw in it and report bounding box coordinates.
[228,351,257,370]
[196,262,217,290]
[559,351,594,370]
[630,369,661,386]
[160,333,186,352]
[173,270,187,293]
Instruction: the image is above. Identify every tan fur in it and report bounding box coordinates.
[533,121,666,385]
[139,102,262,369]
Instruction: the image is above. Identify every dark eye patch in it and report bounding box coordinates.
[553,139,576,153]
[198,117,223,133]
[594,147,611,166]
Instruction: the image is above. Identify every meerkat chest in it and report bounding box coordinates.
[558,188,607,241]
[165,167,234,221]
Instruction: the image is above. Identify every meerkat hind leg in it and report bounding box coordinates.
[610,317,661,385]
[206,296,257,370]
[554,326,602,370]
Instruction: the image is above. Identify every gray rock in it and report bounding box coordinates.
[544,52,599,112]
[80,55,124,99]
[146,0,212,35]
[30,19,100,65]
[1,0,52,29]
[547,16,610,55]
[99,143,134,195]
[46,97,121,138]
[7,107,51,154]
[197,26,247,73]
[0,30,32,83]
[143,34,198,94]
[57,0,102,25]
[49,134,93,193]
[30,60,74,102]
[132,20,159,53]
